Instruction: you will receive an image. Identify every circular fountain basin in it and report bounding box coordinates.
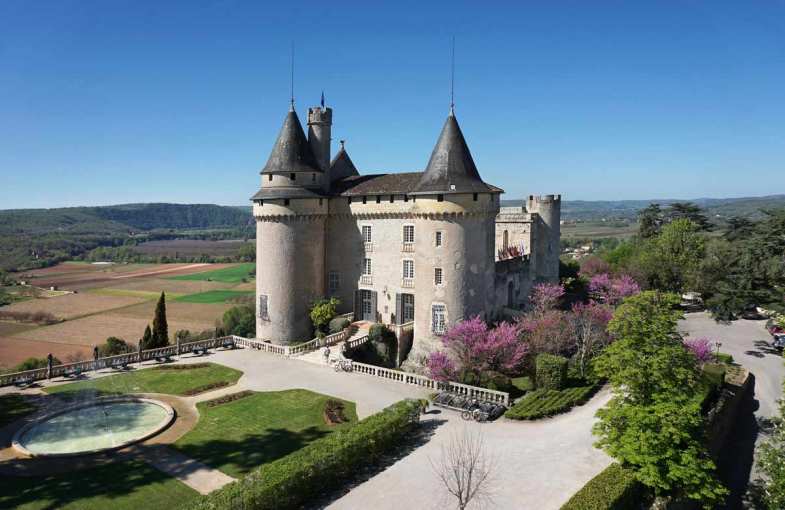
[12,397,175,457]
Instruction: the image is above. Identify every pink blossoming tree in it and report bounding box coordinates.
[426,316,528,381]
[588,273,641,306]
[570,301,614,377]
[683,337,714,364]
[531,282,566,314]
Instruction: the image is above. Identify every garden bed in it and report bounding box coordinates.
[204,390,254,408]
[506,382,601,420]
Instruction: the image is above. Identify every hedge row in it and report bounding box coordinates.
[536,353,568,390]
[506,384,598,420]
[188,399,422,510]
[560,463,645,510]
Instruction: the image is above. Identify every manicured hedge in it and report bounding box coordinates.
[506,384,598,420]
[536,353,568,390]
[189,399,422,510]
[560,463,645,510]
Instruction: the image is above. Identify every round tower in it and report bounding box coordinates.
[526,194,561,282]
[252,107,327,344]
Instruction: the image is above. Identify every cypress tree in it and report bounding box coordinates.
[152,291,169,347]
[141,324,153,350]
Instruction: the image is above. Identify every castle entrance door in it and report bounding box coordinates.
[360,289,374,321]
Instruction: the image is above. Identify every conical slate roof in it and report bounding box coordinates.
[329,145,359,182]
[260,110,322,174]
[412,112,494,195]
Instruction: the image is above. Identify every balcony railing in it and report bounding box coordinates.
[360,275,373,285]
[363,242,373,253]
[401,243,414,253]
[401,278,414,288]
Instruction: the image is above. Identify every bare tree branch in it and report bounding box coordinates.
[430,426,496,510]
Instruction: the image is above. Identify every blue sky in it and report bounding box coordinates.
[1,1,784,209]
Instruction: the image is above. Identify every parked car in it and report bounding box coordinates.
[773,334,785,351]
[680,292,704,312]
[766,319,784,336]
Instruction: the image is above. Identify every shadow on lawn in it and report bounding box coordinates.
[175,425,330,476]
[0,457,195,510]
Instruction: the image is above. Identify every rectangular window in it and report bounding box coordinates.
[435,231,443,247]
[318,198,323,206]
[362,196,367,204]
[376,195,381,204]
[389,195,394,203]
[290,173,295,180]
[284,199,290,206]
[434,267,443,286]
[348,196,352,204]
[403,225,415,244]
[402,294,415,322]
[404,195,409,203]
[437,194,444,202]
[328,271,340,294]
[403,259,414,280]
[258,295,269,321]
[431,304,446,335]
[363,258,372,276]
[473,193,478,201]
[362,225,372,243]
[312,173,316,182]
[268,174,272,181]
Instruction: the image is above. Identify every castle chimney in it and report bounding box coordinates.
[307,105,332,175]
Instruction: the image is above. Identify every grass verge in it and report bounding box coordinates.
[45,363,242,397]
[174,389,357,478]
[0,459,198,510]
[168,263,254,283]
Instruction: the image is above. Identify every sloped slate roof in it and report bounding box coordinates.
[260,110,322,174]
[412,112,497,195]
[329,147,359,182]
[333,172,423,196]
[251,186,327,201]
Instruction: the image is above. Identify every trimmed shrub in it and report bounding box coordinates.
[190,399,422,510]
[328,317,350,334]
[560,463,645,510]
[506,384,599,420]
[536,353,568,390]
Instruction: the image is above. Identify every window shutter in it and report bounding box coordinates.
[371,291,378,322]
[395,293,402,325]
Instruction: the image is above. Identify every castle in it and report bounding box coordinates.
[253,101,561,363]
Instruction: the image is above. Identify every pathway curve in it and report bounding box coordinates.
[142,445,235,495]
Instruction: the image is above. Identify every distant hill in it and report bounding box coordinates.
[0,204,253,272]
[501,194,785,221]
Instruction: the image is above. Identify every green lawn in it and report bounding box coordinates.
[45,363,243,397]
[174,389,357,478]
[0,394,37,427]
[168,263,254,283]
[0,459,199,510]
[175,290,254,304]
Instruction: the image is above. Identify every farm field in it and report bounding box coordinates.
[131,239,251,258]
[560,221,638,240]
[169,263,254,283]
[175,290,254,304]
[0,262,254,371]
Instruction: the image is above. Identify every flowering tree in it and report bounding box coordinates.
[588,273,640,306]
[530,283,565,314]
[579,256,611,277]
[570,302,614,377]
[426,316,528,381]
[683,337,713,364]
[518,309,574,357]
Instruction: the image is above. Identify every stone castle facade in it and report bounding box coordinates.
[253,102,561,362]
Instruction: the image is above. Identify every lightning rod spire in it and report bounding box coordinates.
[450,36,455,115]
[289,41,295,111]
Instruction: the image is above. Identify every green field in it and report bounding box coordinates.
[45,363,243,397]
[0,459,199,510]
[174,290,254,304]
[168,263,254,283]
[174,389,357,478]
